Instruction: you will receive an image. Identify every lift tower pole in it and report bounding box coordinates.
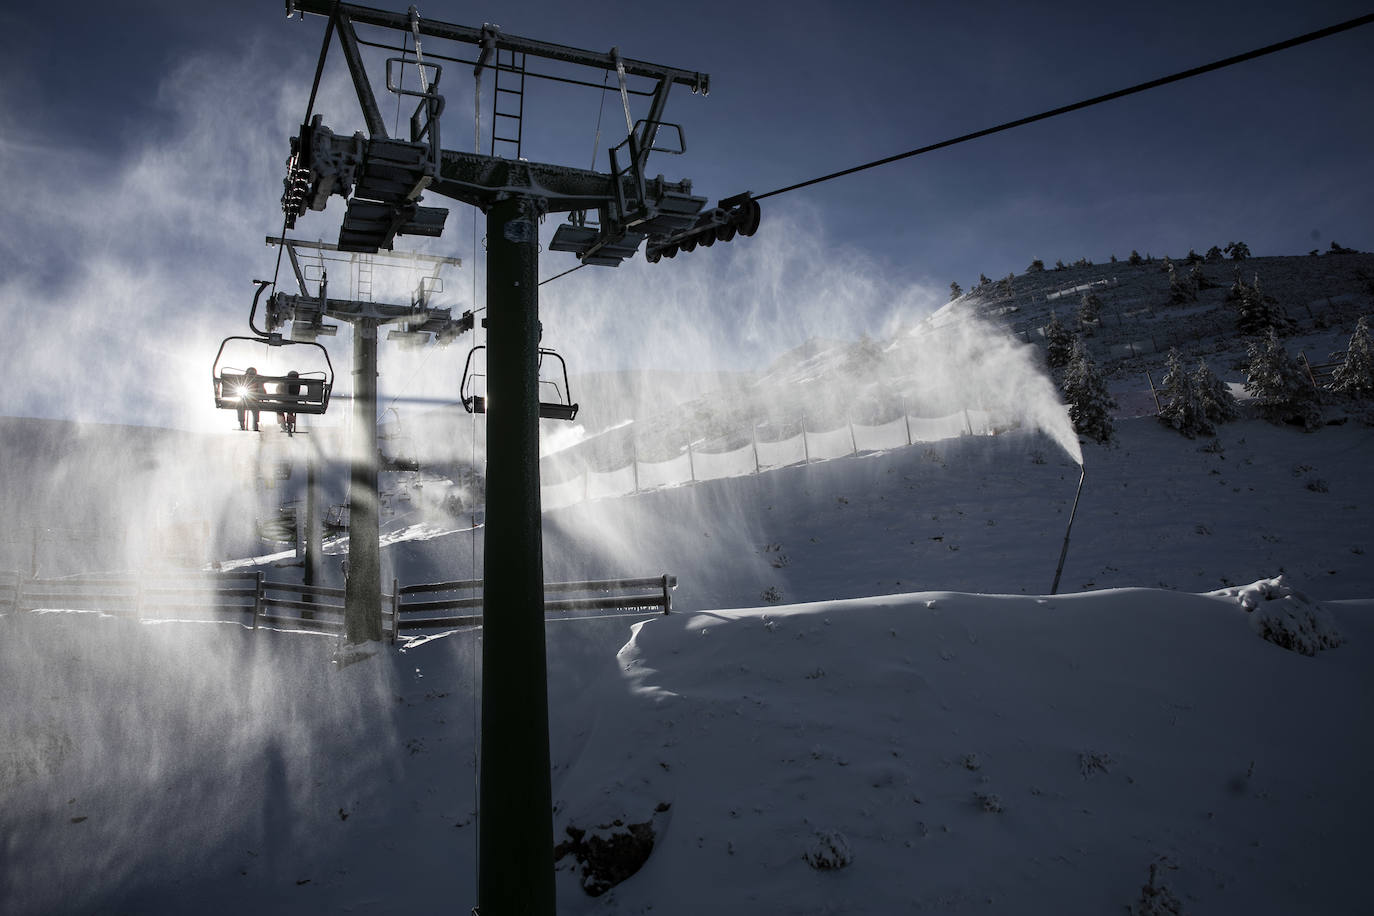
[479,195,553,913]
[276,4,751,909]
[346,318,382,642]
[264,237,467,644]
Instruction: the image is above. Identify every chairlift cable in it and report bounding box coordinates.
[753,12,1374,203]
[590,68,610,170]
[538,263,585,286]
[392,29,409,138]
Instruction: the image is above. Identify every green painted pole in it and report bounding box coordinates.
[478,194,556,915]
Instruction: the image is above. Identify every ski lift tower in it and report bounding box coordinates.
[277,3,760,911]
[264,235,469,644]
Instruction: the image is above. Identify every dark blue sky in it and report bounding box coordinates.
[2,1,1371,427]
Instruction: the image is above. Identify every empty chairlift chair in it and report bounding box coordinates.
[460,345,579,422]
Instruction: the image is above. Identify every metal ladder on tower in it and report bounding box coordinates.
[491,49,527,160]
[356,253,374,302]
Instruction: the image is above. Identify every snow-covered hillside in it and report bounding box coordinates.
[2,251,1371,914]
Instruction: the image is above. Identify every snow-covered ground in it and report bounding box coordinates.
[3,408,1372,914]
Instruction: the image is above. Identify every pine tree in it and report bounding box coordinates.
[949,281,963,300]
[1330,316,1374,399]
[1244,329,1319,428]
[1167,265,1195,304]
[1187,261,1215,292]
[1157,349,1211,437]
[1193,358,1239,424]
[1225,241,1251,261]
[1028,259,1045,273]
[1045,312,1073,369]
[1227,272,1289,335]
[1063,338,1116,443]
[1078,291,1102,329]
[1128,250,1144,266]
[1205,245,1224,263]
[979,273,992,287]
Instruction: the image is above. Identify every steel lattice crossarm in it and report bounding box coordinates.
[265,235,472,344]
[280,0,756,265]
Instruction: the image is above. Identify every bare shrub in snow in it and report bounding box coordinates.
[973,791,1004,813]
[1132,858,1183,915]
[1213,576,1345,655]
[761,586,783,604]
[803,829,853,870]
[1079,751,1114,779]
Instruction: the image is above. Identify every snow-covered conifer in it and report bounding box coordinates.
[1078,291,1102,328]
[1244,329,1319,428]
[1193,358,1239,424]
[1157,349,1210,437]
[1063,338,1116,443]
[1330,316,1374,399]
[949,281,963,300]
[1187,261,1215,292]
[1045,312,1073,369]
[1227,273,1289,335]
[1167,265,1195,304]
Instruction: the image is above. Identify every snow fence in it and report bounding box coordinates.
[539,409,996,509]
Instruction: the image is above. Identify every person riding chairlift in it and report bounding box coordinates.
[278,370,301,434]
[237,367,265,432]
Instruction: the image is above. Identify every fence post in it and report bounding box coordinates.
[252,571,264,630]
[661,574,672,614]
[903,397,912,446]
[848,414,858,456]
[687,440,696,482]
[801,418,811,464]
[751,425,760,475]
[1145,370,1161,414]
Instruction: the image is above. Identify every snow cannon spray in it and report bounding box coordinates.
[1049,463,1086,595]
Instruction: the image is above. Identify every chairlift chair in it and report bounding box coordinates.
[460,345,579,422]
[212,280,335,423]
[213,336,334,416]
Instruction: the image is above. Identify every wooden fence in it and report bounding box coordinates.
[392,574,677,643]
[3,569,676,643]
